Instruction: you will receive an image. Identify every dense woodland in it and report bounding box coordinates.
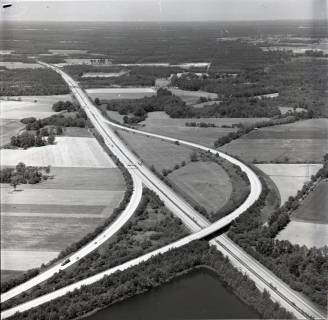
[0,69,69,96]
[0,162,51,188]
[229,154,328,307]
[5,241,293,320]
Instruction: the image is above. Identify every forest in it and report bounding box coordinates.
[228,154,328,307]
[0,69,69,96]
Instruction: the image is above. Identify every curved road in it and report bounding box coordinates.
[1,63,325,319]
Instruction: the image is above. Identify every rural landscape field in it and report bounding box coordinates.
[0,2,327,319]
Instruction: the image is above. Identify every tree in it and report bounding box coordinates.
[47,133,56,145]
[94,98,100,105]
[10,175,21,191]
[190,151,198,162]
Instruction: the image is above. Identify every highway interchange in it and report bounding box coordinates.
[0,63,325,319]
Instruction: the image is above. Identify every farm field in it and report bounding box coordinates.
[220,119,328,163]
[292,181,328,224]
[168,161,232,213]
[220,139,327,163]
[255,164,322,204]
[86,87,156,100]
[0,62,44,69]
[1,136,116,168]
[0,119,24,146]
[0,165,125,272]
[244,119,328,140]
[139,112,268,147]
[276,221,328,248]
[118,129,192,172]
[0,94,72,119]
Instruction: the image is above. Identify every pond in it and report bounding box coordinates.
[87,268,260,320]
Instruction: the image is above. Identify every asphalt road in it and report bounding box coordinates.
[1,63,325,320]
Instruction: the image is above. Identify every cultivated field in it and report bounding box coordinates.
[118,129,192,171]
[244,119,328,140]
[86,87,156,100]
[292,181,328,224]
[220,139,327,163]
[277,221,328,248]
[168,161,232,213]
[139,112,268,147]
[0,94,72,120]
[0,62,44,69]
[255,164,322,204]
[0,165,125,272]
[0,119,24,146]
[1,136,116,168]
[220,119,328,163]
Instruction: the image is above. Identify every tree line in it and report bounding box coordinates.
[5,241,293,320]
[228,154,328,307]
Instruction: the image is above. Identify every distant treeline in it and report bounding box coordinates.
[5,241,293,320]
[228,153,328,307]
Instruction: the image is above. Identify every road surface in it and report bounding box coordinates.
[1,63,325,319]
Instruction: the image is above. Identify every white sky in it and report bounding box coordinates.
[1,0,327,21]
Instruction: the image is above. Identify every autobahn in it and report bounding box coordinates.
[1,63,325,319]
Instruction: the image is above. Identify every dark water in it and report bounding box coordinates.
[87,268,260,320]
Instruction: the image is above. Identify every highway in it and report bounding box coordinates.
[1,63,325,319]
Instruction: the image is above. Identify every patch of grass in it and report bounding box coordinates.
[220,138,327,163]
[118,129,192,172]
[168,161,232,213]
[255,163,322,204]
[292,180,328,224]
[0,270,24,283]
[0,119,24,146]
[243,119,328,140]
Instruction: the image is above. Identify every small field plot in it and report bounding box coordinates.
[0,94,72,120]
[0,62,44,69]
[118,129,192,172]
[220,139,327,163]
[277,221,328,248]
[168,161,232,213]
[255,164,322,204]
[20,167,125,191]
[1,137,116,168]
[292,181,328,224]
[170,88,218,105]
[0,119,24,146]
[86,87,156,100]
